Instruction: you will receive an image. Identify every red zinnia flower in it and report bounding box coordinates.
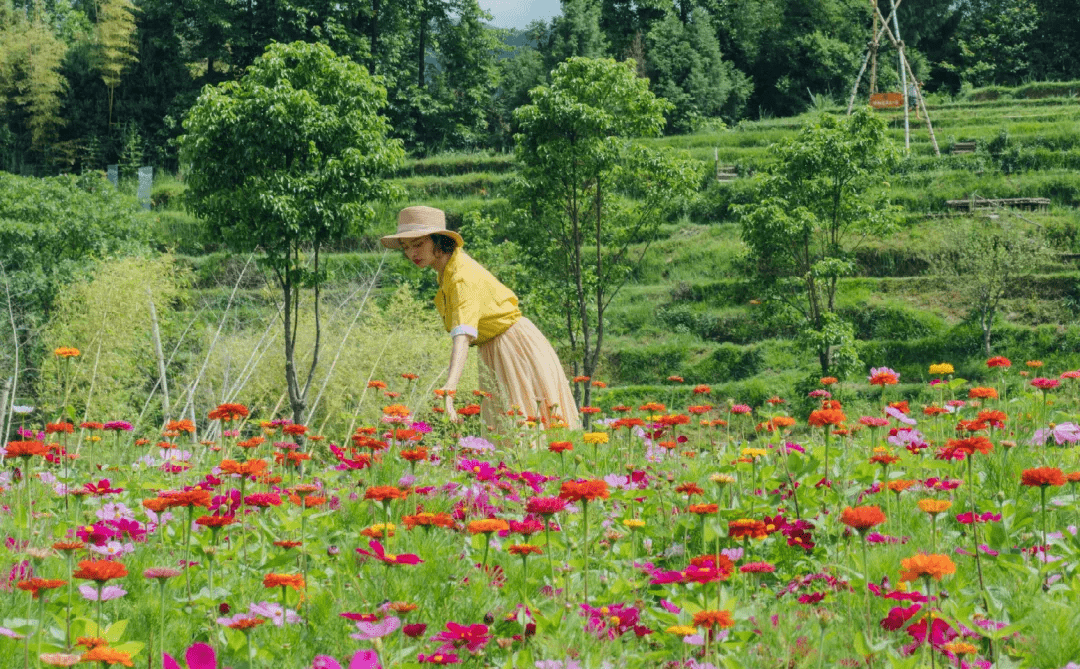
[1021,467,1066,488]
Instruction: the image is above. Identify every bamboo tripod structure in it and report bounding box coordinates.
[846,0,940,156]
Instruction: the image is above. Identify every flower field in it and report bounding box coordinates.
[4,358,1080,668]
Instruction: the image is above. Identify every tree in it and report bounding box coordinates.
[547,0,607,67]
[513,57,698,407]
[945,0,1039,86]
[930,220,1048,356]
[179,41,404,423]
[645,12,750,131]
[95,0,138,125]
[0,2,68,154]
[735,108,899,377]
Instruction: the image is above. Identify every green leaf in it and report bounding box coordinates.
[104,619,128,643]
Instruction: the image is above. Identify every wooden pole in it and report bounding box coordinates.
[147,286,170,422]
[891,0,910,152]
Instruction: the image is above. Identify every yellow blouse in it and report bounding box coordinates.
[435,248,521,345]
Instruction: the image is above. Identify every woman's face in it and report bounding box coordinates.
[401,236,439,269]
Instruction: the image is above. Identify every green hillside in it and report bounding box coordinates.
[152,87,1080,411]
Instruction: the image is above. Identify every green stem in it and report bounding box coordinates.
[159,580,167,664]
[582,500,590,604]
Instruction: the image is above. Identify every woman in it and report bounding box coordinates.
[381,206,581,430]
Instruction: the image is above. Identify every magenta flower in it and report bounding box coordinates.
[84,479,124,495]
[431,621,490,653]
[311,650,383,669]
[1031,377,1061,390]
[102,421,133,431]
[164,643,217,669]
[880,604,921,631]
[355,540,422,565]
[956,511,1002,524]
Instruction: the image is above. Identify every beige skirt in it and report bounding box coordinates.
[477,317,581,430]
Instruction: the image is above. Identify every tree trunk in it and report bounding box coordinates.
[981,308,993,357]
[417,0,427,86]
[370,0,380,67]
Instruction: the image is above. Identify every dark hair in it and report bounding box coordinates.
[430,233,457,255]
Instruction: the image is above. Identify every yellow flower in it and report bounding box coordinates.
[917,499,952,515]
[928,363,954,375]
[740,448,767,459]
[582,432,609,445]
[622,519,645,529]
[710,473,735,485]
[666,625,697,636]
[54,347,81,358]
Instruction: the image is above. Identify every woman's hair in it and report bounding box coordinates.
[430,233,457,255]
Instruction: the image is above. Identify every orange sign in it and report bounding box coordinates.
[869,92,904,109]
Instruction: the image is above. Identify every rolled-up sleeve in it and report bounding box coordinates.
[446,278,480,341]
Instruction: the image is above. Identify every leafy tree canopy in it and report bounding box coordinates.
[736,107,900,377]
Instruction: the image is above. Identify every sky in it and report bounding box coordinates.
[479,0,562,29]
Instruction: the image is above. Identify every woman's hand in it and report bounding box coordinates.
[443,392,461,423]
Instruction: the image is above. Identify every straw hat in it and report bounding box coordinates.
[380,206,463,249]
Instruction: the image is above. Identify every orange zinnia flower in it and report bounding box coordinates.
[917,499,952,515]
[17,578,67,598]
[142,497,169,513]
[467,519,510,535]
[263,573,304,590]
[161,488,212,508]
[675,482,704,496]
[365,486,408,502]
[5,441,47,457]
[558,480,610,502]
[807,409,846,427]
[507,544,543,556]
[1021,467,1066,488]
[899,553,956,582]
[968,387,998,399]
[688,503,719,515]
[840,506,886,533]
[400,447,429,462]
[208,403,249,421]
[548,441,573,454]
[944,436,993,456]
[728,519,768,540]
[886,480,916,494]
[165,419,196,433]
[73,560,128,583]
[219,459,268,477]
[80,647,134,666]
[195,515,236,528]
[692,609,735,629]
[403,512,455,530]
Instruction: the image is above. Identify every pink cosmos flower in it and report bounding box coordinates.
[351,616,401,640]
[1029,422,1080,446]
[79,584,127,601]
[431,621,490,653]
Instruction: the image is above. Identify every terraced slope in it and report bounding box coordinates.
[164,90,1080,408]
